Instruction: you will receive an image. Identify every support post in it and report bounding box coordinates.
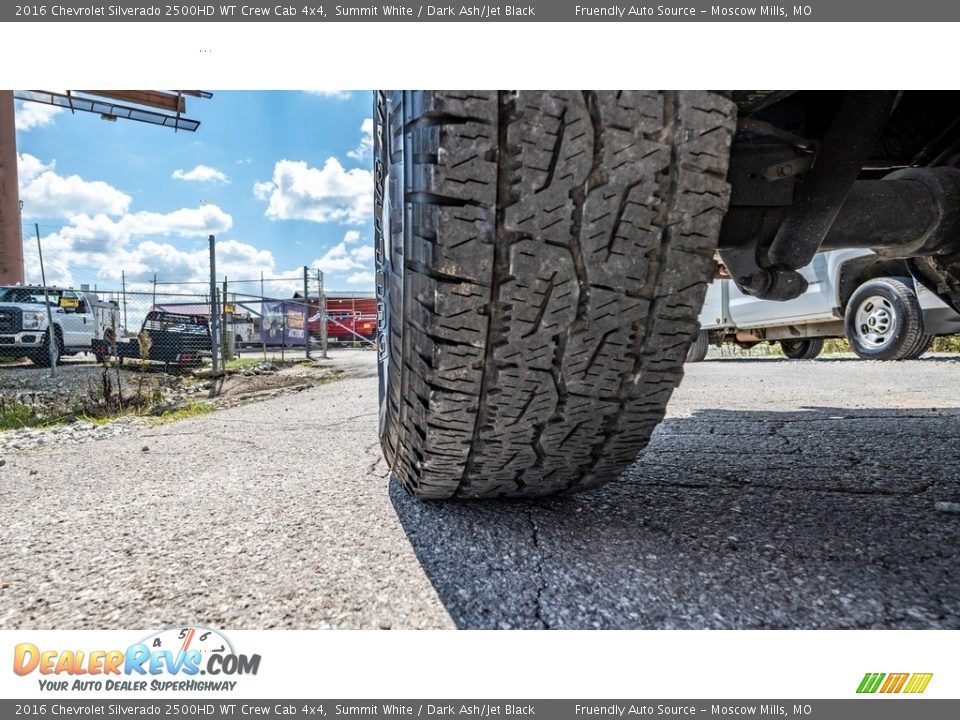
[0,91,23,285]
[35,225,57,375]
[208,235,219,373]
[303,265,311,360]
[318,269,328,358]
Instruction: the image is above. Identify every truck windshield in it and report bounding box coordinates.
[0,288,63,305]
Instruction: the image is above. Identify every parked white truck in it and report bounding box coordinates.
[689,249,960,362]
[0,285,120,367]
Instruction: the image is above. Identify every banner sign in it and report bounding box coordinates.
[260,300,307,346]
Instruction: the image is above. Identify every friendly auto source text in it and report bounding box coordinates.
[574,5,810,17]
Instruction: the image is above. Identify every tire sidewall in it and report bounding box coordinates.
[374,90,399,441]
[780,339,808,359]
[844,279,919,360]
[686,329,709,363]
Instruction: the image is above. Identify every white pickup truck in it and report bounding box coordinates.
[689,249,960,362]
[0,285,120,367]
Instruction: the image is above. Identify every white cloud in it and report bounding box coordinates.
[347,271,375,285]
[304,90,352,100]
[18,153,132,219]
[315,242,365,273]
[255,157,372,225]
[351,244,375,262]
[235,158,252,165]
[25,205,233,270]
[342,230,362,244]
[14,101,63,131]
[346,118,373,162]
[252,180,274,200]
[311,239,376,285]
[172,164,230,184]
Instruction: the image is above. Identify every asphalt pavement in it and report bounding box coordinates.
[1,351,958,629]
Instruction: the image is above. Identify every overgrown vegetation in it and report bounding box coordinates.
[0,400,60,431]
[153,400,213,423]
[222,357,266,371]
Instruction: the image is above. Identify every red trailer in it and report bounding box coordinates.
[308,294,377,344]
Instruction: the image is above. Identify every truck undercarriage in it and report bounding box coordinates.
[720,91,960,313]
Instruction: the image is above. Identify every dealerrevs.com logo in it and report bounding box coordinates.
[13,627,260,692]
[857,673,933,694]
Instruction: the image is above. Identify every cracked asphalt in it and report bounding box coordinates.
[2,351,958,629]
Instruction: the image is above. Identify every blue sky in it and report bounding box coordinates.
[14,90,374,297]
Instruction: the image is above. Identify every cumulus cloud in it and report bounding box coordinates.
[116,238,272,285]
[304,90,352,100]
[315,242,365,273]
[351,244,375,262]
[346,118,374,162]
[18,154,132,219]
[14,101,63,131]
[342,230,362,244]
[172,164,230,184]
[347,271,375,285]
[254,158,372,224]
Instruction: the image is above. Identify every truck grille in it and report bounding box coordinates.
[0,308,22,333]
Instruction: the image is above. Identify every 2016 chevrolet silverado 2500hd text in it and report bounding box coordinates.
[374,91,960,499]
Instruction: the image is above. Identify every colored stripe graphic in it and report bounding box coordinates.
[904,673,934,694]
[857,672,933,694]
[857,673,885,693]
[880,673,909,693]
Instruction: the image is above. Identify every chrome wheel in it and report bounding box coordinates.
[854,295,897,349]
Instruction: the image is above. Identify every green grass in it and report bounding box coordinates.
[222,358,267,370]
[0,402,56,431]
[152,400,214,423]
[0,401,73,432]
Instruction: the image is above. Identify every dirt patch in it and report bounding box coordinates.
[203,361,344,409]
[0,359,343,428]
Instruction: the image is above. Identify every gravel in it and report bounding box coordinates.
[1,352,958,629]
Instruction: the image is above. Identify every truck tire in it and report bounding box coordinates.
[844,277,924,360]
[905,335,933,359]
[686,329,710,363]
[31,328,61,368]
[375,90,735,499]
[780,337,824,360]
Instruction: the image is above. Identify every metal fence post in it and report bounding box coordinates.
[303,265,311,360]
[222,276,229,362]
[121,269,128,335]
[34,224,57,376]
[318,269,328,358]
[208,234,219,373]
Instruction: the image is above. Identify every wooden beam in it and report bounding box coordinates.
[77,90,186,113]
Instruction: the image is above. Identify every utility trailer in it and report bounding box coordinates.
[374,91,960,499]
[93,310,211,367]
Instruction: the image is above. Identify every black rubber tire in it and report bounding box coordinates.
[844,277,924,361]
[904,334,933,360]
[780,337,824,360]
[686,329,710,363]
[31,329,61,367]
[375,90,735,499]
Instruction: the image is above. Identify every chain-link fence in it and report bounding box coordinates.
[1,237,377,428]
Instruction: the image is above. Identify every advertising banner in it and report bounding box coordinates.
[260,301,307,346]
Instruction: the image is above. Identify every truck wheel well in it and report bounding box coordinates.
[837,257,912,309]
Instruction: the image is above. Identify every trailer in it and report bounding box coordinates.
[92,310,211,367]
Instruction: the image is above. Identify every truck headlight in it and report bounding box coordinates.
[21,312,46,329]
